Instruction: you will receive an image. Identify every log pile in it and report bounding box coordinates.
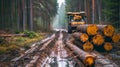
[71,24,120,52]
[66,41,95,66]
[73,15,82,21]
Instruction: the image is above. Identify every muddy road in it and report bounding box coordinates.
[0,30,119,67]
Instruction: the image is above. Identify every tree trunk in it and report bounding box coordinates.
[29,0,33,31]
[22,0,26,31]
[92,0,95,24]
[98,0,102,24]
[86,0,91,24]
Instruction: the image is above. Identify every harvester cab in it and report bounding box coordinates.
[67,11,86,33]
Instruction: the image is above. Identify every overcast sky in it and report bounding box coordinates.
[57,0,65,7]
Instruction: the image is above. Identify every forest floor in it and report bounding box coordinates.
[110,43,120,66]
[96,42,120,66]
[0,32,49,62]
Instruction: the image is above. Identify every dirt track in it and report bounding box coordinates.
[0,30,119,67]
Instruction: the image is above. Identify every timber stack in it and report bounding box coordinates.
[71,24,120,52]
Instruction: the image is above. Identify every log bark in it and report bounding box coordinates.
[77,24,98,35]
[97,25,115,37]
[77,24,115,37]
[0,34,27,37]
[96,24,107,30]
[92,34,104,46]
[66,41,95,66]
[91,51,118,67]
[72,32,89,42]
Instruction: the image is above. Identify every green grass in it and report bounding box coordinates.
[0,32,46,55]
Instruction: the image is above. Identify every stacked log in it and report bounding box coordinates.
[92,34,104,46]
[83,41,94,51]
[72,32,93,51]
[72,32,89,42]
[103,42,113,51]
[71,24,120,52]
[73,15,82,21]
[66,41,95,66]
[112,33,120,43]
[87,24,98,35]
[103,25,115,37]
[77,24,98,35]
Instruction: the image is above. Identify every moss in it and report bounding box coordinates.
[0,47,8,54]
[8,45,19,50]
[16,37,26,42]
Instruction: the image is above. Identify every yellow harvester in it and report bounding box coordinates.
[67,11,86,33]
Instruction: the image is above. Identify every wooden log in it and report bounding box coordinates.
[103,42,113,51]
[72,32,89,42]
[66,41,95,66]
[83,41,94,51]
[96,25,115,37]
[96,24,107,30]
[77,24,115,36]
[73,15,82,21]
[72,39,93,51]
[0,34,27,37]
[87,24,98,35]
[94,42,113,52]
[77,24,98,35]
[91,51,118,67]
[103,25,115,37]
[112,33,120,43]
[92,34,104,46]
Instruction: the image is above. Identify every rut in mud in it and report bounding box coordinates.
[0,30,118,67]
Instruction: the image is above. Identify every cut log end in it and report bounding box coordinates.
[112,34,120,43]
[80,33,89,42]
[87,24,98,35]
[103,25,115,37]
[84,55,95,66]
[92,34,104,46]
[104,42,113,51]
[83,41,94,51]
[72,32,89,42]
